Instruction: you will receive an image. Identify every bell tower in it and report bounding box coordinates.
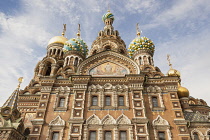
[89,10,128,56]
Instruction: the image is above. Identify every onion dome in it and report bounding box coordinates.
[63,38,88,56]
[102,11,114,22]
[48,36,68,45]
[167,69,181,77]
[128,36,155,56]
[177,86,189,98]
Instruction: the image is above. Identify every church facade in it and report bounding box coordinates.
[0,11,210,140]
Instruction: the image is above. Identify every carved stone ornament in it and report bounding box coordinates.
[49,115,65,126]
[101,114,116,124]
[147,86,162,93]
[116,114,131,124]
[153,115,169,126]
[86,114,101,124]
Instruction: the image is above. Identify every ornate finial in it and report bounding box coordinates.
[77,24,81,38]
[167,54,173,69]
[107,3,110,12]
[62,24,66,36]
[136,23,141,37]
[17,77,23,88]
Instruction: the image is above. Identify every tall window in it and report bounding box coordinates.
[58,98,65,107]
[92,96,98,106]
[119,131,127,140]
[74,57,78,66]
[119,96,124,106]
[158,132,165,140]
[105,96,111,106]
[45,65,51,76]
[89,131,96,140]
[152,97,158,107]
[193,132,199,140]
[52,132,59,140]
[104,131,112,140]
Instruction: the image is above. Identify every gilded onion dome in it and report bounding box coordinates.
[48,24,68,45]
[166,55,181,77]
[128,36,155,57]
[177,86,189,98]
[63,38,88,56]
[102,11,114,22]
[167,69,181,77]
[48,36,68,45]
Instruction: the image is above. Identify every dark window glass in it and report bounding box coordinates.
[45,66,51,76]
[105,96,111,106]
[119,96,124,106]
[89,131,96,140]
[158,132,165,140]
[152,97,158,107]
[193,133,199,140]
[105,131,112,140]
[92,96,98,106]
[52,132,59,140]
[120,131,127,140]
[59,98,65,107]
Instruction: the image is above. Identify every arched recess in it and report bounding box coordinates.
[77,51,140,75]
[191,129,204,140]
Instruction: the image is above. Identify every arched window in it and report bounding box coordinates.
[45,65,51,76]
[23,128,30,137]
[57,49,60,56]
[105,46,111,51]
[148,57,152,65]
[52,49,56,55]
[93,50,97,55]
[120,49,124,54]
[139,57,142,65]
[152,97,158,107]
[70,57,74,65]
[143,56,147,65]
[208,132,210,139]
[49,49,52,55]
[193,132,199,140]
[74,57,78,66]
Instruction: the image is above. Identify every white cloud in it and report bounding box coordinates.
[0,0,210,107]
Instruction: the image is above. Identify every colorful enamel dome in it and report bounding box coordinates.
[128,36,155,56]
[63,38,88,56]
[102,11,114,22]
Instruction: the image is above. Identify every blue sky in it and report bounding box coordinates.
[0,0,210,106]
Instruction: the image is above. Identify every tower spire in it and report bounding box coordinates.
[77,24,81,38]
[167,54,173,69]
[62,24,66,36]
[136,23,141,37]
[2,77,23,110]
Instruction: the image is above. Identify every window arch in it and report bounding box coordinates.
[74,57,78,66]
[139,57,142,65]
[105,46,111,51]
[45,64,51,76]
[193,132,199,140]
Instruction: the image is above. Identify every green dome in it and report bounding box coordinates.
[128,36,155,57]
[63,38,88,56]
[102,11,114,22]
